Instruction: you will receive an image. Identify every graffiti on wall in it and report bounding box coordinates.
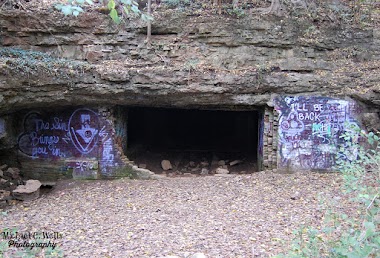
[69,108,100,155]
[66,160,98,179]
[0,118,5,137]
[275,96,361,170]
[18,112,71,159]
[17,108,123,177]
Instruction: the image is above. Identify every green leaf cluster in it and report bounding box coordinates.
[54,0,153,24]
[55,0,94,16]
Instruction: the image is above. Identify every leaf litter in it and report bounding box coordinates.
[0,171,353,257]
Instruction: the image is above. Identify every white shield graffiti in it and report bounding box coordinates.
[68,108,100,154]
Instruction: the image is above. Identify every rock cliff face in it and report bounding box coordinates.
[0,4,379,178]
[0,7,379,113]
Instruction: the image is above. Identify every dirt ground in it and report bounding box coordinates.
[0,171,347,257]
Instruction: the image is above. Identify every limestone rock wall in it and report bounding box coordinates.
[0,5,379,176]
[0,8,379,115]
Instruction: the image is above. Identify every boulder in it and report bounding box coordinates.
[138,164,147,169]
[201,168,209,175]
[161,160,173,171]
[200,161,209,167]
[229,160,243,166]
[0,190,10,200]
[4,167,20,179]
[12,180,42,201]
[0,179,17,192]
[217,160,225,166]
[215,167,229,174]
[0,200,7,209]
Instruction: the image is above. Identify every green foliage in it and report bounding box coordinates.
[54,0,153,24]
[55,0,93,16]
[111,166,134,179]
[226,6,245,18]
[275,127,380,258]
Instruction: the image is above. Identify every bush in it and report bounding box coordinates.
[275,127,379,257]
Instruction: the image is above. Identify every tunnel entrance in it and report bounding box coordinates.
[127,107,262,175]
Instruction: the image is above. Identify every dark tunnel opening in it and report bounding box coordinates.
[127,107,262,175]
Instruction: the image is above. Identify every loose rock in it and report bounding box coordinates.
[5,167,20,179]
[0,190,10,200]
[214,174,234,177]
[217,160,225,166]
[189,253,207,258]
[201,168,209,175]
[200,161,209,167]
[0,200,6,208]
[12,180,42,201]
[215,168,229,174]
[161,160,173,171]
[290,191,300,200]
[229,160,242,166]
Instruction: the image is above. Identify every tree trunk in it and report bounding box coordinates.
[233,0,239,9]
[266,0,284,16]
[147,0,151,43]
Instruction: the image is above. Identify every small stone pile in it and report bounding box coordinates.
[0,164,21,208]
[161,158,244,177]
[0,163,42,208]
